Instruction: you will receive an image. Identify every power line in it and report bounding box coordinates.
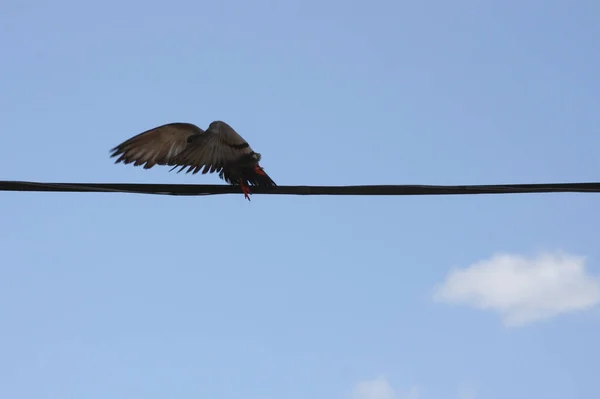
[1,180,600,197]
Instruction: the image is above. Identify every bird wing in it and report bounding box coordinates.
[110,122,204,169]
[170,121,255,175]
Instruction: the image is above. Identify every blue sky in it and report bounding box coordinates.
[2,1,600,398]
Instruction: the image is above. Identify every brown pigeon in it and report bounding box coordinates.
[110,120,276,200]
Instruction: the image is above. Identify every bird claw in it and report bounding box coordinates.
[241,181,252,201]
[254,164,266,176]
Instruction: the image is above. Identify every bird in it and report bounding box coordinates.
[109,120,276,200]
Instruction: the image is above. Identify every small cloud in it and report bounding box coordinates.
[352,377,418,399]
[457,382,478,399]
[353,377,396,399]
[404,386,420,399]
[433,251,600,326]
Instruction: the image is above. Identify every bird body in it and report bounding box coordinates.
[110,120,276,200]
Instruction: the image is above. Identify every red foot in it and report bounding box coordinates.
[240,181,251,201]
[254,164,266,176]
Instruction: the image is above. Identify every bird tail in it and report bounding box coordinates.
[252,171,277,188]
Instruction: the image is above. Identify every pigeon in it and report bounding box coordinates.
[110,120,276,200]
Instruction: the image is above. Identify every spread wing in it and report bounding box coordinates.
[110,122,204,169]
[170,121,255,175]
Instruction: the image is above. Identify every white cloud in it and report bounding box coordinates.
[433,251,600,326]
[457,382,478,399]
[352,377,418,399]
[352,377,396,399]
[351,378,475,399]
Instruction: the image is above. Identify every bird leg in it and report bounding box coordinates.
[240,180,252,201]
[254,164,266,176]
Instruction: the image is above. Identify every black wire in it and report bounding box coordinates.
[1,180,600,196]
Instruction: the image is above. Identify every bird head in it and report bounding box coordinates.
[208,121,223,131]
